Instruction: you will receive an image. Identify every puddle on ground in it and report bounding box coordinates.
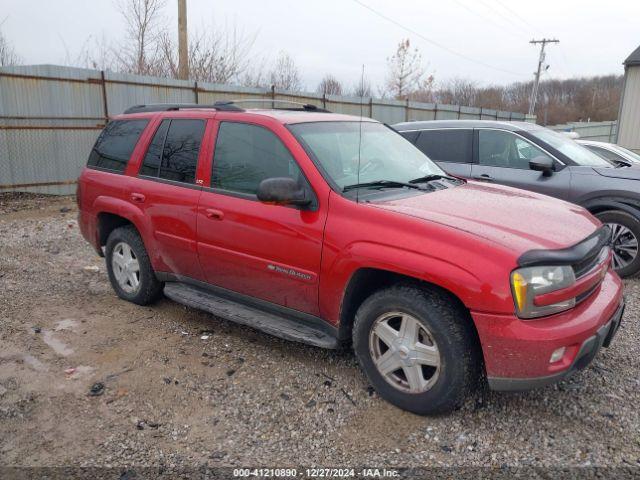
[42,330,74,357]
[54,319,79,331]
[37,318,80,357]
[0,353,48,372]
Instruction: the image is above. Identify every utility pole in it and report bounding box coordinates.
[528,38,559,116]
[177,0,189,80]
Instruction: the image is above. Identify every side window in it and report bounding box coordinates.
[87,119,148,173]
[140,120,170,177]
[159,119,206,184]
[415,129,473,163]
[478,130,552,169]
[212,122,303,195]
[139,119,205,184]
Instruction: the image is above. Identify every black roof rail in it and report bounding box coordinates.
[122,100,330,115]
[213,100,331,113]
[123,103,243,114]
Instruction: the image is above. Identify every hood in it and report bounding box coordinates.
[593,165,640,180]
[373,181,600,255]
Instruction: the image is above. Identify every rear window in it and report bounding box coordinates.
[87,119,148,173]
[415,129,473,164]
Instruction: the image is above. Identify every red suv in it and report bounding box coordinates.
[77,102,625,414]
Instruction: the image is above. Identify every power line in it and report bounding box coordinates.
[351,0,526,78]
[457,0,529,40]
[493,0,542,35]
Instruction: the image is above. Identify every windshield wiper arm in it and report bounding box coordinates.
[343,180,427,192]
[409,174,459,184]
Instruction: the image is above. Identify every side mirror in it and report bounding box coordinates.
[529,156,554,175]
[256,177,311,207]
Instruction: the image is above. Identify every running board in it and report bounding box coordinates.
[163,282,338,349]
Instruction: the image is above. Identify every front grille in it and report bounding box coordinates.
[572,245,610,304]
[572,249,602,278]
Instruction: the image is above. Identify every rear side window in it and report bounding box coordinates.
[140,120,169,177]
[140,119,205,184]
[212,122,302,195]
[415,129,473,163]
[88,119,148,173]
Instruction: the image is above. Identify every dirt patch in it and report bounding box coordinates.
[0,194,639,470]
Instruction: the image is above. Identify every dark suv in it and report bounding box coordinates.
[394,120,640,277]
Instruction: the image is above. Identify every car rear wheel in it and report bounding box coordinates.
[352,284,481,415]
[596,210,640,278]
[105,225,163,305]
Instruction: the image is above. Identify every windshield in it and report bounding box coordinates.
[529,128,612,167]
[288,121,446,191]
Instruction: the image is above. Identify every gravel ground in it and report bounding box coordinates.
[0,193,639,473]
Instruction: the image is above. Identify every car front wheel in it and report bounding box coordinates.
[352,284,481,415]
[596,210,640,278]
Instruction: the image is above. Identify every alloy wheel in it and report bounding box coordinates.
[111,241,141,294]
[606,222,639,271]
[369,311,441,394]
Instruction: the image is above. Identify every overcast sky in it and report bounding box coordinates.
[2,0,639,91]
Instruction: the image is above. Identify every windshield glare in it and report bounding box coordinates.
[289,121,445,190]
[530,128,612,167]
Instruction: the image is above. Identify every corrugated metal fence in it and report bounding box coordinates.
[548,120,618,143]
[0,64,533,195]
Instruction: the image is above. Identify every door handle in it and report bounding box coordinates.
[205,208,224,220]
[473,174,494,182]
[130,193,146,203]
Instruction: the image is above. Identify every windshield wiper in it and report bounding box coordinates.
[343,180,427,192]
[409,174,460,184]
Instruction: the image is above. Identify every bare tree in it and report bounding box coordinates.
[385,39,429,99]
[72,34,116,70]
[352,75,372,97]
[239,60,269,88]
[0,26,21,66]
[269,51,302,91]
[317,74,343,96]
[436,78,478,106]
[114,0,166,75]
[158,23,256,83]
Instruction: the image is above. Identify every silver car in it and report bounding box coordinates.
[578,139,640,167]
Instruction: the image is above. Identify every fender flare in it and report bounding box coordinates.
[92,196,156,253]
[323,241,502,331]
[582,198,640,220]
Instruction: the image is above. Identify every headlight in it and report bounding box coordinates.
[510,265,576,319]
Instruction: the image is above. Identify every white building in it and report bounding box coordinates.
[617,45,640,153]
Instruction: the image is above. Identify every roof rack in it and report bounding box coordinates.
[123,100,330,115]
[213,100,331,113]
[123,103,242,114]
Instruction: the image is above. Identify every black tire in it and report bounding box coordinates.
[105,225,163,305]
[353,284,481,415]
[595,210,640,278]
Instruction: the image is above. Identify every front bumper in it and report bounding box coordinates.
[472,270,624,391]
[487,301,624,391]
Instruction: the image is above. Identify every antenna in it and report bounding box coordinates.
[356,64,365,204]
